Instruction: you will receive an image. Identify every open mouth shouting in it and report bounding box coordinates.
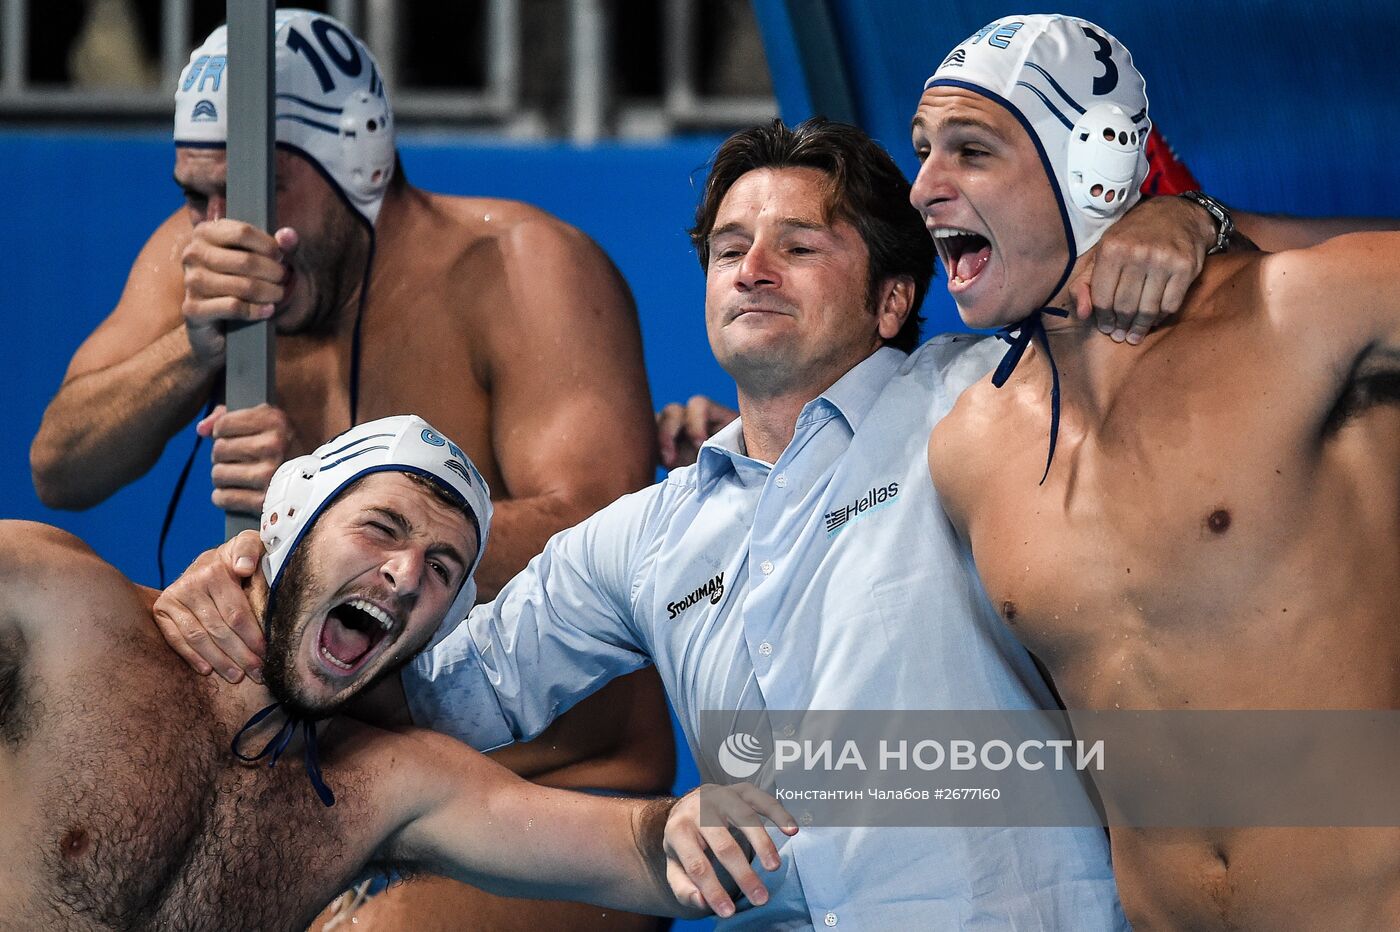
[932,227,992,293]
[314,597,399,678]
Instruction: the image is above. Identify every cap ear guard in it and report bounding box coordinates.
[260,454,320,571]
[1068,103,1147,219]
[337,88,396,204]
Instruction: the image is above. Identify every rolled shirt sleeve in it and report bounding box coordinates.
[401,485,664,750]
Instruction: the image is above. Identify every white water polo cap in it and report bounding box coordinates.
[926,14,1149,278]
[174,9,395,227]
[260,416,493,650]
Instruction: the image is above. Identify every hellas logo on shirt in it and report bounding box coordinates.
[824,481,899,536]
[667,572,725,620]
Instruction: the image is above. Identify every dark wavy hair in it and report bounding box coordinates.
[690,118,933,352]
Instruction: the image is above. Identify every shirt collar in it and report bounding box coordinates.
[694,347,905,495]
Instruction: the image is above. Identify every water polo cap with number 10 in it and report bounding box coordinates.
[174,8,395,228]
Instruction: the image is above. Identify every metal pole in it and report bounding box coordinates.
[487,0,520,111]
[365,0,397,94]
[569,0,608,143]
[223,0,276,539]
[161,0,189,90]
[2,0,28,94]
[662,0,694,114]
[329,0,360,34]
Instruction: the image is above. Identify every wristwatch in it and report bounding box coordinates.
[1178,190,1235,255]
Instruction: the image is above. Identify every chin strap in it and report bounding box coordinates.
[992,306,1070,485]
[231,702,336,807]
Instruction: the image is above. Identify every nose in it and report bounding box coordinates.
[910,154,954,218]
[381,546,427,596]
[735,240,780,292]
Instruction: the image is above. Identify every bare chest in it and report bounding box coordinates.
[9,638,370,931]
[947,373,1400,706]
[275,293,496,482]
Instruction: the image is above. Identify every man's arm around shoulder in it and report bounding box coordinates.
[372,727,697,917]
[1263,231,1400,359]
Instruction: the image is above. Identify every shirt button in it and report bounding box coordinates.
[775,473,788,488]
[758,641,773,656]
[825,911,839,926]
[760,560,774,575]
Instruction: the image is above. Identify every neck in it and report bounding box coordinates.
[734,390,809,464]
[215,578,281,725]
[734,350,874,463]
[1035,293,1130,422]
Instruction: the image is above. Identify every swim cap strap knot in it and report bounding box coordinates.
[993,306,1069,485]
[231,702,336,807]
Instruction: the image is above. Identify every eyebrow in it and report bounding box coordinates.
[708,217,830,241]
[911,113,1008,141]
[367,506,468,576]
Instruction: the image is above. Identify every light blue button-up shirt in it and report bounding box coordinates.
[405,338,1127,930]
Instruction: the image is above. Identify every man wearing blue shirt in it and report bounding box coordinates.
[160,118,1221,927]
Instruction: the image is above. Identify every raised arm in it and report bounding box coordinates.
[30,207,293,511]
[30,213,216,509]
[472,212,655,600]
[1235,212,1400,254]
[1266,231,1400,355]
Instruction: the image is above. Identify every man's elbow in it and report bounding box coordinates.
[30,430,108,511]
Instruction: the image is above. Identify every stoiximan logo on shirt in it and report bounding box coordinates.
[824,481,899,536]
[667,572,725,619]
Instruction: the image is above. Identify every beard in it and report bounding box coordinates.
[260,538,403,720]
[284,198,372,337]
[261,540,333,720]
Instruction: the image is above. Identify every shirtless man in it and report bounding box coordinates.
[2,417,793,930]
[27,10,671,926]
[914,15,1400,928]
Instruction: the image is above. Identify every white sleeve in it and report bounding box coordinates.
[401,484,664,749]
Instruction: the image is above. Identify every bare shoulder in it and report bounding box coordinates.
[425,191,628,304]
[0,521,142,639]
[929,378,1000,533]
[331,723,513,858]
[0,521,102,579]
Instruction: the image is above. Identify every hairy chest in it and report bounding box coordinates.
[19,642,370,931]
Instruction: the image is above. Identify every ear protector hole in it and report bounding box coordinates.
[1091,183,1104,197]
[367,119,378,132]
[1102,127,1115,141]
[1118,131,1128,145]
[1105,189,1116,203]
